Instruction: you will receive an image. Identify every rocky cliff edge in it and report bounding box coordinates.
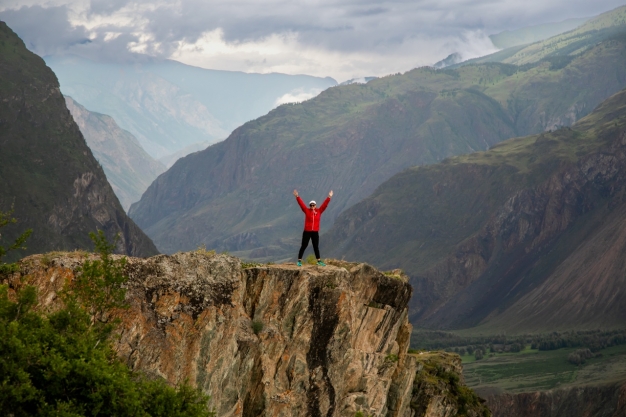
[3,251,489,417]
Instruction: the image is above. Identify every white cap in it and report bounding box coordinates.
[309,200,316,205]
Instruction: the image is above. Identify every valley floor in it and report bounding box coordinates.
[462,345,626,395]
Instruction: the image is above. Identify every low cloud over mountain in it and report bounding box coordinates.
[1,0,622,81]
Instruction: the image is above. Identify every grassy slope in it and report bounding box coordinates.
[0,23,158,258]
[130,25,626,257]
[461,5,626,68]
[324,87,626,332]
[501,5,626,65]
[489,18,589,49]
[462,345,626,394]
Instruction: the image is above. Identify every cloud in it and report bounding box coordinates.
[274,88,324,106]
[1,0,624,81]
[0,5,91,56]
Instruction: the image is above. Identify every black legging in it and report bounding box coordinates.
[298,231,320,260]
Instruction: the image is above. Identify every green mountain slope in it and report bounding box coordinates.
[462,5,626,67]
[489,17,589,49]
[324,88,626,333]
[0,23,158,259]
[65,96,166,211]
[129,23,626,258]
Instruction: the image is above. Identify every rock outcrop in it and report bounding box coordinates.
[485,382,626,417]
[5,252,488,417]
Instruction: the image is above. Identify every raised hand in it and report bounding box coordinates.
[328,190,333,197]
[293,189,299,197]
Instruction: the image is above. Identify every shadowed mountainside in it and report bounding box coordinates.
[0,22,158,259]
[64,96,166,211]
[324,88,626,333]
[130,20,626,258]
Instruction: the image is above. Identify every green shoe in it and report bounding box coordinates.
[297,260,302,267]
[317,261,326,267]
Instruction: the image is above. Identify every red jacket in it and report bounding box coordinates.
[297,196,330,231]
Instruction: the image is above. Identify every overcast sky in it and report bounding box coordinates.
[1,0,623,82]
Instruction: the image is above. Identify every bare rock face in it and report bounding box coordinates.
[485,383,626,417]
[10,252,433,417]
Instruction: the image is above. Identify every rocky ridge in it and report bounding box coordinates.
[5,252,489,417]
[0,22,158,258]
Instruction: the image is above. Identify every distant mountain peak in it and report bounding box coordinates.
[432,52,463,69]
[339,76,377,85]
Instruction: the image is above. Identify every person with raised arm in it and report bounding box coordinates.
[293,189,333,266]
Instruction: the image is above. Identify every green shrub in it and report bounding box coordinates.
[252,319,264,335]
[306,254,317,265]
[0,208,32,275]
[64,230,128,326]
[0,284,215,416]
[385,354,399,363]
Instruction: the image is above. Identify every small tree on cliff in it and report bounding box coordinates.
[63,230,128,326]
[0,207,32,274]
[0,229,215,416]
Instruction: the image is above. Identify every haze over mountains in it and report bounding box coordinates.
[458,6,626,68]
[488,17,590,49]
[46,55,337,159]
[129,6,626,263]
[0,23,157,258]
[64,96,166,211]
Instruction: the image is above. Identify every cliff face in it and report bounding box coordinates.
[485,382,626,417]
[0,23,158,258]
[64,96,166,211]
[6,252,488,417]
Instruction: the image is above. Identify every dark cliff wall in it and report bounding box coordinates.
[486,382,626,417]
[0,22,158,258]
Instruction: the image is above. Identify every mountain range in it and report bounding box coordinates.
[326,87,626,333]
[64,96,166,211]
[0,22,157,259]
[45,55,337,158]
[129,5,626,262]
